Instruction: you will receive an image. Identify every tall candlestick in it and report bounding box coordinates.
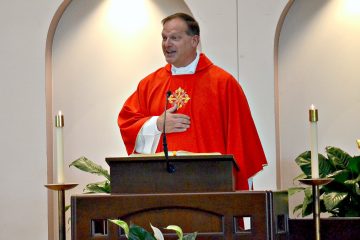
[55,111,65,183]
[309,105,319,178]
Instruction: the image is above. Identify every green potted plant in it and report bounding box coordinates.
[289,146,360,217]
[288,146,360,239]
[69,156,111,193]
[109,219,197,240]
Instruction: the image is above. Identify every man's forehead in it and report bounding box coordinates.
[161,29,187,36]
[162,18,187,33]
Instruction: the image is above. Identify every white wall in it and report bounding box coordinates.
[278,0,360,216]
[0,0,62,239]
[236,0,289,189]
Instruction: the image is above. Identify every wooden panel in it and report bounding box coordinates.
[267,191,289,240]
[106,155,237,194]
[71,191,274,240]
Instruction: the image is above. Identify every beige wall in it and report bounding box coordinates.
[0,0,62,239]
[278,0,360,215]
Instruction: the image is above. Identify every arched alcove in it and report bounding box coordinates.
[277,0,360,217]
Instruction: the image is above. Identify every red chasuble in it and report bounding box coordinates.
[118,54,267,190]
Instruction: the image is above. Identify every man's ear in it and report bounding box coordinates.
[191,35,200,47]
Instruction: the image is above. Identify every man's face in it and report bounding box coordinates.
[161,18,199,67]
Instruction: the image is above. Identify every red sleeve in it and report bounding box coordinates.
[118,87,151,155]
[225,77,267,190]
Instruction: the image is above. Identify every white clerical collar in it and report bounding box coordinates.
[171,51,200,75]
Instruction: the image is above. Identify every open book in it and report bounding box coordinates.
[130,150,221,157]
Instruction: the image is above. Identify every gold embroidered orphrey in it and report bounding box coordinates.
[168,87,190,109]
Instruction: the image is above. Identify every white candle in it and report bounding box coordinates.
[55,111,65,183]
[309,105,319,178]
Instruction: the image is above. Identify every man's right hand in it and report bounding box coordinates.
[156,105,191,133]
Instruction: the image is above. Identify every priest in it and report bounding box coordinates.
[118,12,267,190]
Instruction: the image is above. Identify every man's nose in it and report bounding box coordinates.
[164,39,172,47]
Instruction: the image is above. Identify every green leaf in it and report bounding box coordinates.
[69,156,110,180]
[288,187,305,196]
[84,180,111,193]
[304,187,312,198]
[293,204,303,216]
[326,146,351,170]
[344,174,360,185]
[165,225,183,240]
[323,192,348,211]
[293,173,307,183]
[302,189,313,217]
[109,219,129,238]
[65,205,71,212]
[319,155,334,177]
[150,224,164,240]
[327,170,350,184]
[129,224,156,240]
[356,182,360,195]
[347,156,360,174]
[183,232,198,240]
[295,151,311,176]
[295,151,329,178]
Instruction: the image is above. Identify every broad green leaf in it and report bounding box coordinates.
[65,205,71,212]
[301,188,313,217]
[293,204,303,216]
[295,152,329,178]
[183,232,198,240]
[84,180,111,193]
[293,173,307,183]
[165,225,183,240]
[109,219,129,238]
[319,155,334,177]
[323,192,348,211]
[288,187,305,196]
[326,170,350,184]
[304,187,312,199]
[326,146,351,170]
[69,156,110,180]
[150,224,164,240]
[344,174,360,185]
[129,224,156,240]
[347,156,360,174]
[295,151,311,176]
[355,182,360,195]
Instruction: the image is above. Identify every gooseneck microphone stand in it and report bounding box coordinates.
[163,90,176,173]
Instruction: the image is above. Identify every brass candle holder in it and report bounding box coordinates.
[45,183,78,240]
[299,178,333,240]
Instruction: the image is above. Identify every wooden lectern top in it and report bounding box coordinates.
[106,154,238,194]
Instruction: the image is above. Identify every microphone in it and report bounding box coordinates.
[163,90,176,173]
